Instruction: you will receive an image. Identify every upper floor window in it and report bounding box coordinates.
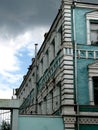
[90,21,98,45]
[41,59,43,71]
[52,39,55,58]
[58,26,62,45]
[46,50,49,67]
[86,11,98,45]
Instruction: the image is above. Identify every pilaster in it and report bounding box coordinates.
[62,0,72,46]
[63,116,76,130]
[11,109,19,130]
[61,1,76,130]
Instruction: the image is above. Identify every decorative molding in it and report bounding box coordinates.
[88,62,98,105]
[79,117,98,124]
[60,54,74,110]
[62,3,72,45]
[76,3,98,9]
[62,0,73,6]
[64,117,76,124]
[77,49,98,59]
[86,10,98,45]
[88,62,98,69]
[64,48,73,55]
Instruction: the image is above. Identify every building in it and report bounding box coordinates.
[16,0,98,130]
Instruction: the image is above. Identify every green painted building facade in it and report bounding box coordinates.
[18,116,64,130]
[16,0,98,130]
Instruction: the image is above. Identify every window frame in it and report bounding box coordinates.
[86,11,98,45]
[90,21,98,45]
[88,62,98,105]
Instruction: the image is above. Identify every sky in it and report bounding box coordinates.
[0,0,61,99]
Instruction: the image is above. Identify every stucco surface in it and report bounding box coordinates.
[18,116,64,130]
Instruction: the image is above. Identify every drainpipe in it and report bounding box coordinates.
[72,0,77,105]
[35,43,38,113]
[72,1,80,130]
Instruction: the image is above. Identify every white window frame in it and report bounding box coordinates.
[88,62,98,105]
[86,11,98,45]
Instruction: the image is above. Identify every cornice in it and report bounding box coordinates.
[62,0,73,5]
[75,3,98,9]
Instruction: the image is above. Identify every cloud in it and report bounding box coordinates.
[0,26,48,72]
[26,26,49,56]
[0,44,19,73]
[0,0,60,98]
[0,26,49,98]
[0,83,12,99]
[0,0,60,38]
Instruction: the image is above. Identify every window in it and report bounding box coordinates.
[88,62,98,105]
[47,91,53,114]
[86,11,98,45]
[38,102,42,114]
[41,59,43,75]
[46,50,49,67]
[93,77,98,105]
[90,21,98,45]
[51,39,55,58]
[32,73,35,76]
[52,40,55,58]
[58,26,62,45]
[42,97,47,114]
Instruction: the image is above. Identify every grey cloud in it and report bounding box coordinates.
[0,0,61,38]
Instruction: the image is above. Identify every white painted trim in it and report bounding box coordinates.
[0,99,22,109]
[86,19,90,45]
[76,3,98,9]
[86,11,98,45]
[80,112,98,116]
[88,77,94,105]
[11,109,19,130]
[88,62,98,105]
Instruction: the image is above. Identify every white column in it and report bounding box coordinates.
[11,109,19,130]
[89,77,94,105]
[86,19,91,45]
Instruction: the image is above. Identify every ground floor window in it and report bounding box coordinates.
[93,77,98,105]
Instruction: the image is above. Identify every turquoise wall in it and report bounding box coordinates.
[74,7,98,104]
[75,7,91,44]
[18,116,64,130]
[77,59,94,104]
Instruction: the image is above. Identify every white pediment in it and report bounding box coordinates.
[88,62,98,69]
[86,10,98,19]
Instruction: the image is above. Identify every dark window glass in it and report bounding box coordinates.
[93,77,98,105]
[90,22,98,45]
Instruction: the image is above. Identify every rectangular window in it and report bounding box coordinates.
[46,50,49,67]
[47,91,53,114]
[52,39,55,58]
[93,77,98,105]
[41,59,43,75]
[58,26,62,45]
[42,97,47,114]
[38,102,42,114]
[90,21,98,45]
